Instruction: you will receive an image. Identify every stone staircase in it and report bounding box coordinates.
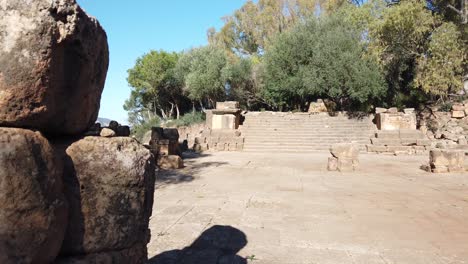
[240,112,376,152]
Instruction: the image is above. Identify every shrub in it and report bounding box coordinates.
[165,111,206,128]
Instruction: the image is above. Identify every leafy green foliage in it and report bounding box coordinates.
[126,50,187,122]
[263,15,387,111]
[165,111,206,128]
[131,116,161,142]
[174,46,228,106]
[415,22,465,96]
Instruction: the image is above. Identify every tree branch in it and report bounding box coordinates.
[447,4,463,15]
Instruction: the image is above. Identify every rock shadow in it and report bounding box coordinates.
[148,225,247,264]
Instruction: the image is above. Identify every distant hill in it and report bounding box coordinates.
[96,117,111,127]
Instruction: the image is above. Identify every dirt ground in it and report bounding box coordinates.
[147,151,468,264]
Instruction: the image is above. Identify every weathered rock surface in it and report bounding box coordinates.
[328,143,359,172]
[158,155,184,170]
[429,149,465,173]
[0,128,67,264]
[100,127,115,137]
[59,137,155,260]
[0,0,109,135]
[54,243,147,264]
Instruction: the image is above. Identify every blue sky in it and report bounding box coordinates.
[76,0,245,124]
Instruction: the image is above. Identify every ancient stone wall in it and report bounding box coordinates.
[0,1,155,263]
[177,122,245,152]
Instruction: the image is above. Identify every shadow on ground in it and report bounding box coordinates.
[148,225,248,264]
[156,152,229,189]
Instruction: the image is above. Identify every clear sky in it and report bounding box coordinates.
[76,0,245,124]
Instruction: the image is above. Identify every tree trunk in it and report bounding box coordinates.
[175,103,180,119]
[169,103,174,119]
[160,108,167,120]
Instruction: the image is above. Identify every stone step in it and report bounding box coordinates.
[244,137,372,141]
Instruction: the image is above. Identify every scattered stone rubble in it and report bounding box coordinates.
[328,143,359,172]
[0,1,155,263]
[421,101,468,151]
[429,148,465,173]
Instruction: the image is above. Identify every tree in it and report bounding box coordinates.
[415,22,465,96]
[174,46,228,109]
[366,0,467,103]
[263,14,386,111]
[208,0,318,56]
[126,50,185,121]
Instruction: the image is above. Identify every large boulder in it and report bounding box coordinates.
[59,137,155,261]
[0,128,68,264]
[0,0,109,135]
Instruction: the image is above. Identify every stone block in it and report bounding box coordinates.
[158,155,184,170]
[205,110,214,129]
[399,129,425,139]
[212,114,237,130]
[429,149,465,173]
[370,138,401,146]
[337,158,357,172]
[308,100,328,113]
[400,139,417,146]
[366,145,387,153]
[416,139,432,146]
[413,146,427,154]
[163,128,179,141]
[61,137,155,257]
[452,104,465,111]
[235,143,244,151]
[404,108,415,114]
[0,128,67,264]
[376,113,416,130]
[387,107,398,113]
[227,143,237,151]
[452,110,465,118]
[0,0,109,135]
[327,157,338,171]
[375,131,400,139]
[375,107,388,114]
[100,128,116,137]
[387,146,413,154]
[216,101,239,110]
[330,143,359,159]
[216,143,227,151]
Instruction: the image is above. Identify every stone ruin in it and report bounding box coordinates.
[328,143,359,172]
[147,127,184,169]
[429,148,465,173]
[0,1,155,263]
[367,107,431,155]
[421,101,468,149]
[308,99,328,114]
[182,101,245,152]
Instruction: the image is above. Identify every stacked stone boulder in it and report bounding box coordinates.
[367,107,432,155]
[148,127,184,169]
[429,148,465,173]
[367,130,431,155]
[328,143,359,172]
[420,102,468,151]
[0,1,155,263]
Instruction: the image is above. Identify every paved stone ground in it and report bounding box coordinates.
[148,152,468,264]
